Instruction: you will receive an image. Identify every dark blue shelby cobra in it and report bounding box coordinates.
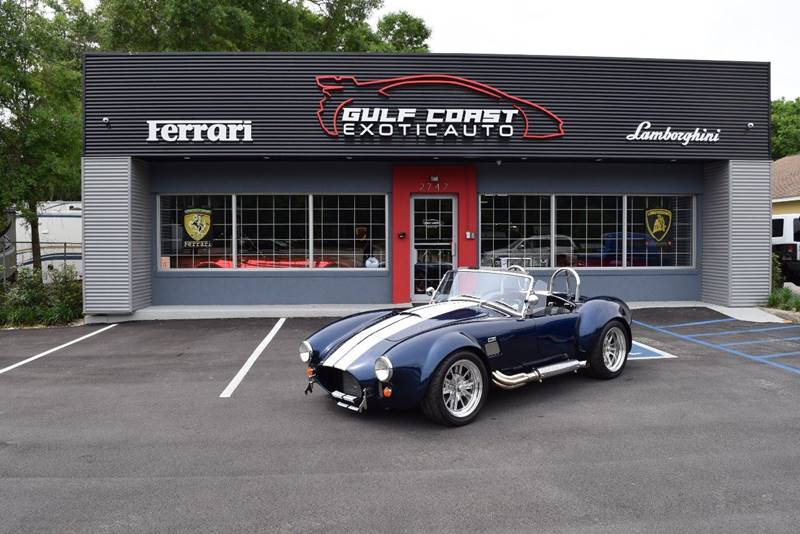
[300,267,632,426]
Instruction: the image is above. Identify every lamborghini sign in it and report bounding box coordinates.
[645,208,673,242]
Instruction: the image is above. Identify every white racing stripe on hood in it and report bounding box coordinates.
[322,314,409,368]
[326,300,478,371]
[407,300,477,319]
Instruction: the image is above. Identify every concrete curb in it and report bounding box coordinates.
[84,301,786,324]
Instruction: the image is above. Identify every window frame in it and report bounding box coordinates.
[477,193,697,270]
[156,192,389,272]
[156,193,236,271]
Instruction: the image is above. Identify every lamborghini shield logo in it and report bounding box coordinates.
[645,208,672,242]
[184,208,212,241]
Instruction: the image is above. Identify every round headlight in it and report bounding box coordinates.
[374,356,393,382]
[299,341,312,363]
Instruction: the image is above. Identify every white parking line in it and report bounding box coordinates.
[0,324,118,376]
[219,318,286,398]
[629,340,678,360]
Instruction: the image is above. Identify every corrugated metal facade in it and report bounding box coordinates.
[729,160,772,306]
[80,53,773,312]
[701,162,731,304]
[82,157,133,313]
[83,53,769,160]
[700,160,772,306]
[130,158,152,310]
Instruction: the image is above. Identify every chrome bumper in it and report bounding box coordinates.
[331,389,368,413]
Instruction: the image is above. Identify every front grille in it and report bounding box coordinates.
[315,368,363,398]
[314,366,341,392]
[342,372,362,397]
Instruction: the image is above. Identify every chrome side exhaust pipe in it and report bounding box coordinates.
[491,359,587,390]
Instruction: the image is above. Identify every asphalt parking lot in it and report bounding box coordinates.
[2,308,800,533]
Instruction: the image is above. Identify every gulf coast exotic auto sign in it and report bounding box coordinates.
[315,74,566,141]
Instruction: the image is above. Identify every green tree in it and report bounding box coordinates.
[771,97,800,160]
[95,0,430,53]
[376,11,430,52]
[0,0,95,272]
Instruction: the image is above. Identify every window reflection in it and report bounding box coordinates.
[480,195,551,268]
[237,195,309,268]
[313,195,386,268]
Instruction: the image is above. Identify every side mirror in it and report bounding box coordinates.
[525,294,539,306]
[425,286,436,297]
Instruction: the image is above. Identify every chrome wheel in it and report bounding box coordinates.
[442,359,483,418]
[602,326,627,372]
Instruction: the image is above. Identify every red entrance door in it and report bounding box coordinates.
[391,166,478,304]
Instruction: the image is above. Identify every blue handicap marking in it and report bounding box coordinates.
[629,340,677,360]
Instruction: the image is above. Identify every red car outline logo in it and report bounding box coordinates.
[315,74,565,140]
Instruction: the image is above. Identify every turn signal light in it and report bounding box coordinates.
[382,386,392,398]
[306,367,314,378]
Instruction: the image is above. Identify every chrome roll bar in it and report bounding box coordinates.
[548,267,581,301]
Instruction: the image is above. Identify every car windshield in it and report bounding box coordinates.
[433,270,533,312]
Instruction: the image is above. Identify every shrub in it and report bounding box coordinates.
[772,252,785,291]
[0,266,83,327]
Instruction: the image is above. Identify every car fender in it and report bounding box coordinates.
[576,298,632,358]
[385,328,486,406]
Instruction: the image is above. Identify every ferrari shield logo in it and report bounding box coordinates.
[645,208,672,242]
[184,208,212,241]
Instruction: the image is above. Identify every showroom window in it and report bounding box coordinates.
[159,195,233,269]
[313,195,387,268]
[478,194,694,269]
[627,196,693,267]
[237,195,309,268]
[556,195,623,267]
[159,194,386,270]
[480,195,552,268]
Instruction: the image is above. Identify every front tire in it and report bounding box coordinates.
[421,351,488,426]
[588,320,630,379]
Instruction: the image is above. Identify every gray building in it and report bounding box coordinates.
[81,53,771,318]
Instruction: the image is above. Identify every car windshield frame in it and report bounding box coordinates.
[433,269,534,317]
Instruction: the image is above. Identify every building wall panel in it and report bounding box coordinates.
[729,160,771,306]
[131,158,152,310]
[84,54,770,160]
[82,157,133,313]
[701,162,731,304]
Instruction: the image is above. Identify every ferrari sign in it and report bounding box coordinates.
[183,208,212,248]
[645,208,673,242]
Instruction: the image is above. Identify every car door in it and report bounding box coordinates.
[496,309,578,370]
[488,316,539,373]
[533,311,579,366]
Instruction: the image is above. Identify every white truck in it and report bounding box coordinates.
[772,214,800,283]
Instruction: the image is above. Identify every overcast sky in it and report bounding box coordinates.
[372,0,799,100]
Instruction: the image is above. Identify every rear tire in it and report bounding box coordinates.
[421,351,488,426]
[588,320,630,380]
